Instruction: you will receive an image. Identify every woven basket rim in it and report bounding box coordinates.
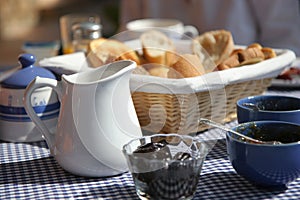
[130,48,295,94]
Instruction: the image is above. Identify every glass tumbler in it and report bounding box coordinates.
[123,134,209,200]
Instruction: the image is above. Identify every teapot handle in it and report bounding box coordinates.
[23,76,62,148]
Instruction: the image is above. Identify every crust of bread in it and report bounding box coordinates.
[247,43,263,49]
[238,47,265,65]
[140,30,176,66]
[261,47,276,59]
[87,38,141,67]
[143,63,170,78]
[193,29,234,65]
[218,45,276,70]
[216,63,231,70]
[88,37,107,53]
[170,54,205,78]
[86,30,277,75]
[132,66,150,75]
[230,48,243,56]
[222,54,240,68]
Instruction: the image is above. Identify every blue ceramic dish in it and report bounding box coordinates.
[237,95,300,124]
[226,121,300,188]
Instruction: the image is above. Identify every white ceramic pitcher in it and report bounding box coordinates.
[23,60,142,177]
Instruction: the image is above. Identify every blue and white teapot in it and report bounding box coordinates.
[0,53,59,142]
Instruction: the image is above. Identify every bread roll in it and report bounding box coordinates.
[216,63,231,70]
[193,29,234,65]
[132,66,150,75]
[223,54,240,68]
[143,63,170,78]
[247,43,262,49]
[261,47,276,59]
[238,47,265,65]
[218,44,276,70]
[170,54,205,78]
[230,48,244,56]
[87,38,141,67]
[140,30,176,66]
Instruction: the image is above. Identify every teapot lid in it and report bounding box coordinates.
[1,53,56,88]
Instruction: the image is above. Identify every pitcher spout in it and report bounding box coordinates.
[62,60,137,85]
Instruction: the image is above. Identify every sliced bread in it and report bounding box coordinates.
[193,29,234,65]
[140,30,176,66]
[87,38,141,67]
[169,54,205,78]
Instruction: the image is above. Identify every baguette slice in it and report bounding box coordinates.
[238,47,265,65]
[218,46,264,69]
[193,30,234,65]
[222,53,240,68]
[140,30,176,66]
[143,63,170,78]
[261,47,276,59]
[169,54,205,78]
[87,38,141,67]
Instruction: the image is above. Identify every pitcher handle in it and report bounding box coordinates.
[23,76,62,148]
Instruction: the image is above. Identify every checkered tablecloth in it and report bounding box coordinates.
[1,88,300,199]
[1,120,300,200]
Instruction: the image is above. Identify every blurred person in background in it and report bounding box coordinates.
[119,0,300,56]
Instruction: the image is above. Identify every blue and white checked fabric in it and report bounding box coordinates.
[1,122,300,200]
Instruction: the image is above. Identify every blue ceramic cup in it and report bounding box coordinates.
[236,95,300,124]
[227,121,300,187]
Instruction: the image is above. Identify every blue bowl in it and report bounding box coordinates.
[236,95,300,124]
[226,121,300,187]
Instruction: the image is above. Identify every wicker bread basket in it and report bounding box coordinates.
[130,46,296,134]
[38,39,296,135]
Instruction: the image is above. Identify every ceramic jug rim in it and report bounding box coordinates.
[61,60,136,85]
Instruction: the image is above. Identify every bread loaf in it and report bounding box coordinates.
[261,47,276,59]
[143,64,170,78]
[221,54,240,68]
[87,38,141,67]
[140,30,177,66]
[169,54,205,78]
[86,30,277,77]
[238,47,265,65]
[193,30,234,65]
[247,43,262,49]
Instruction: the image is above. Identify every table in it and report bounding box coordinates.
[1,88,300,200]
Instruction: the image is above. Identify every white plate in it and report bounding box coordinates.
[271,58,300,88]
